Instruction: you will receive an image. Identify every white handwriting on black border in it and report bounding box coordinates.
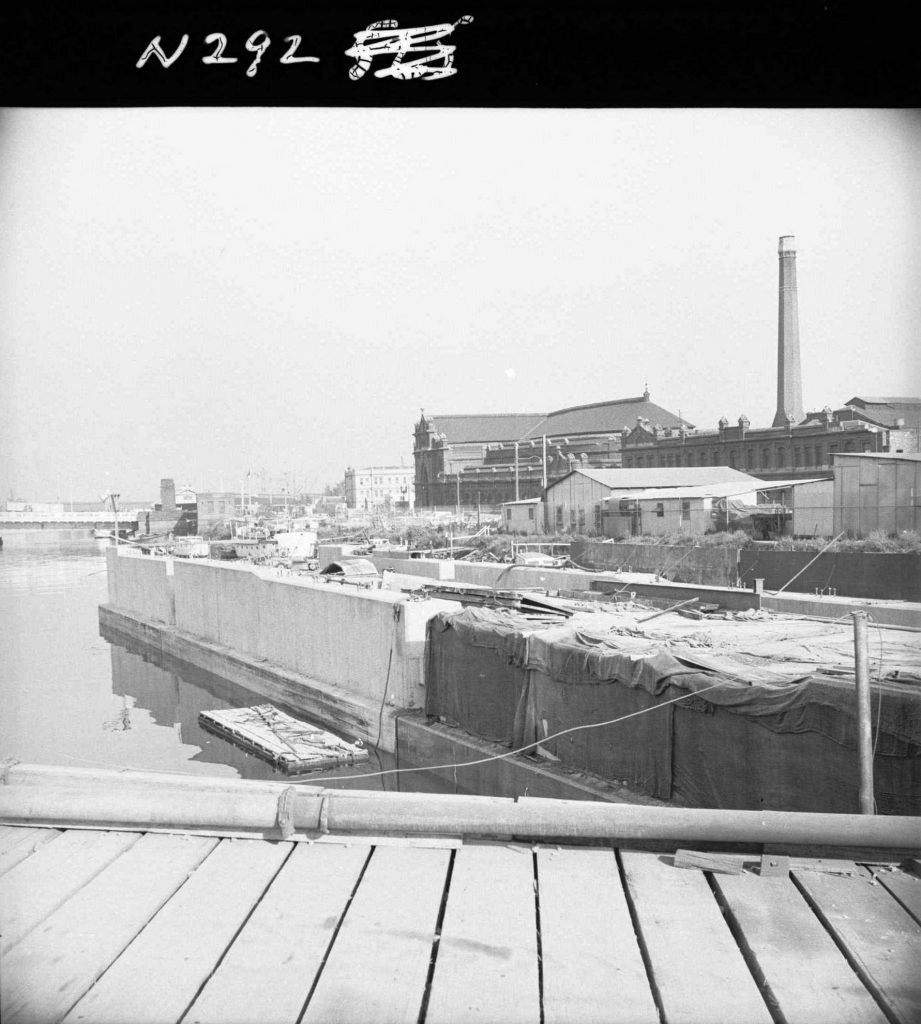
[136,17,473,80]
[136,33,319,77]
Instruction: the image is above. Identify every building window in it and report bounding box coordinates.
[761,448,770,468]
[777,447,785,467]
[729,450,738,468]
[625,457,633,468]
[656,502,665,518]
[556,505,564,530]
[680,499,690,524]
[593,503,602,532]
[746,448,755,469]
[528,507,535,521]
[804,448,812,467]
[505,508,512,521]
[578,508,586,531]
[814,445,823,466]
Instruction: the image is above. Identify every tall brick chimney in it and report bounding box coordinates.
[772,235,804,427]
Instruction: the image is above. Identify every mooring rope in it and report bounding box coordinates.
[287,680,728,786]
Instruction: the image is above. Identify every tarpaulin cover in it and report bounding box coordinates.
[424,608,921,813]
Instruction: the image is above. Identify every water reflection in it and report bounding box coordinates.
[1,533,447,793]
[103,621,415,790]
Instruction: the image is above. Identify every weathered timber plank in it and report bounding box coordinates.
[620,851,773,1024]
[303,845,451,1024]
[61,836,292,1024]
[0,831,217,1024]
[714,871,889,1024]
[425,844,540,1024]
[873,866,921,926]
[184,842,369,1024]
[0,825,61,875]
[537,847,658,1024]
[794,868,921,1024]
[0,829,139,954]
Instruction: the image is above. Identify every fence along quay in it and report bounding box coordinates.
[0,763,920,1024]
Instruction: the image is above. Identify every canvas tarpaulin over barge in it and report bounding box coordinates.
[424,607,921,812]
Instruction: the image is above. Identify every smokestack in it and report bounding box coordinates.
[772,235,804,427]
[160,478,176,509]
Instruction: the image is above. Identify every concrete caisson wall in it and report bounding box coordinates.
[453,561,600,592]
[106,551,456,709]
[160,558,453,708]
[739,550,921,602]
[106,548,174,624]
[572,540,740,587]
[370,555,455,579]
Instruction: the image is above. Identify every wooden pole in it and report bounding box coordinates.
[852,610,875,814]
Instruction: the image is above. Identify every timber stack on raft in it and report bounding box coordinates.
[1,764,920,1024]
[198,705,369,774]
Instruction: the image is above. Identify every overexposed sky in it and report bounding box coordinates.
[1,107,919,500]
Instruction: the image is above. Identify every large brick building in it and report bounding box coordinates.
[413,393,689,508]
[621,397,921,480]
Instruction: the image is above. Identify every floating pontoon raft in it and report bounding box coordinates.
[198,705,368,774]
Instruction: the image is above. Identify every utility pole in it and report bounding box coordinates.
[541,435,547,490]
[514,442,520,501]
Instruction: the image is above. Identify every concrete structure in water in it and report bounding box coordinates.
[772,234,804,428]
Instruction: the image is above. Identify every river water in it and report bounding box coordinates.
[0,531,444,792]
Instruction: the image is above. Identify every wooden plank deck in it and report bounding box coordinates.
[1,824,919,1024]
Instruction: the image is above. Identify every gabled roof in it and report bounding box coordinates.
[520,396,691,441]
[604,481,762,501]
[846,396,921,406]
[842,397,921,428]
[423,413,546,444]
[547,467,761,491]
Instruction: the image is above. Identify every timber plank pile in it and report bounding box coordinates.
[2,823,920,1023]
[198,704,369,774]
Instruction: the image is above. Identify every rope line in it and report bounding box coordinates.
[287,681,727,786]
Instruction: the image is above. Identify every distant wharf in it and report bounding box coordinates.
[1,764,920,1024]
